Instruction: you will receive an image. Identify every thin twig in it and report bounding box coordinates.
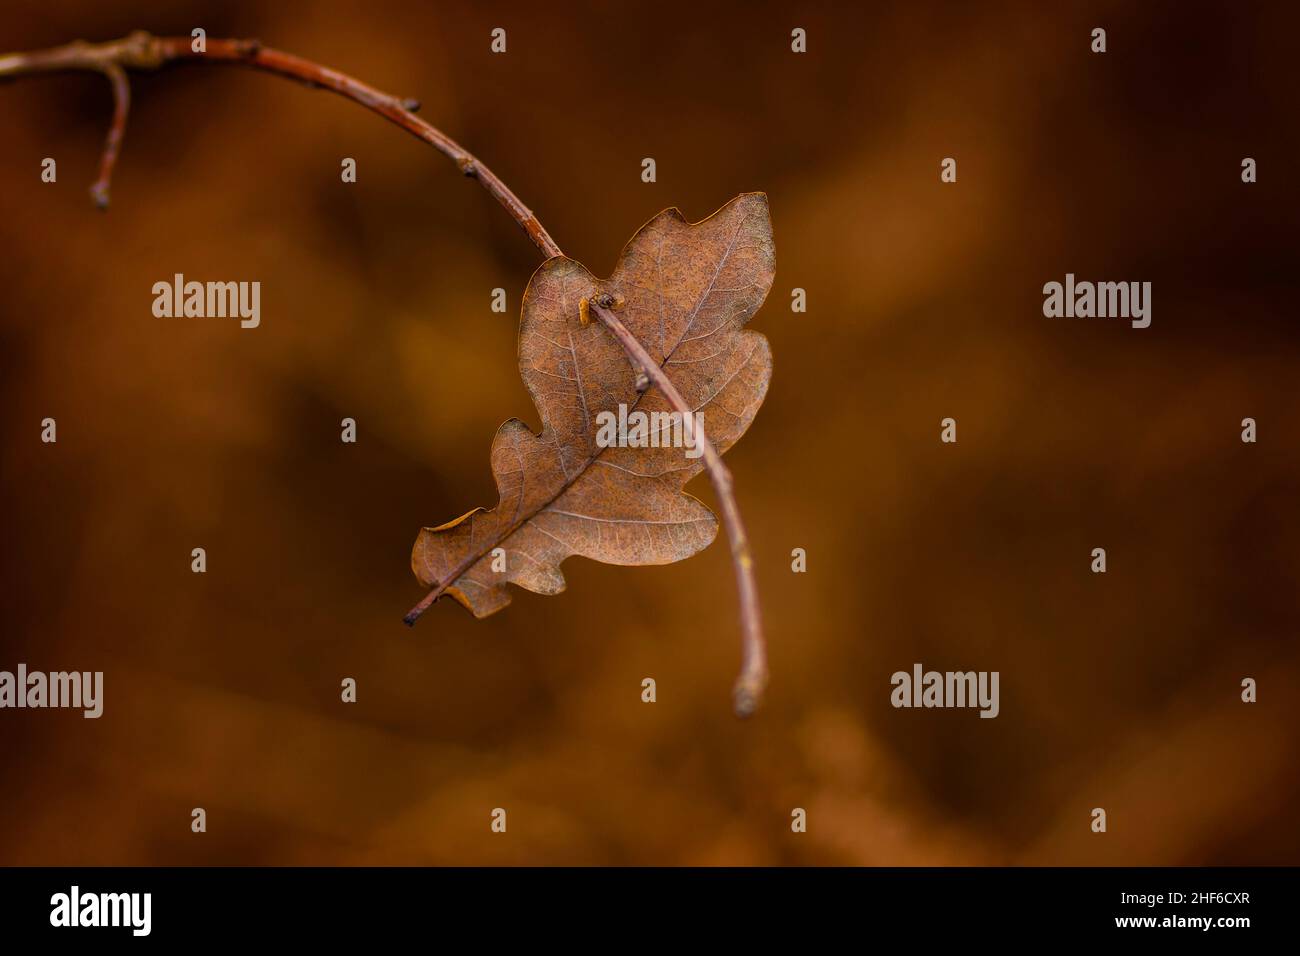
[0,31,767,716]
[0,32,560,257]
[88,63,128,208]
[591,302,768,716]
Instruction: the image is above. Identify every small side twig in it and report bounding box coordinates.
[89,63,128,208]
[0,30,767,716]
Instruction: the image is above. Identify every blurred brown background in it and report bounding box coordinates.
[2,0,1298,865]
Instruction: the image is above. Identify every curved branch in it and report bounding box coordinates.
[0,30,766,716]
[591,302,768,716]
[0,31,560,257]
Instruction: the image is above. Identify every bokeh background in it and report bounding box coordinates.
[2,0,1298,865]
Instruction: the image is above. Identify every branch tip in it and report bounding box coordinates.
[732,687,757,719]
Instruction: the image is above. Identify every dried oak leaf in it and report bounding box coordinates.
[411,193,774,616]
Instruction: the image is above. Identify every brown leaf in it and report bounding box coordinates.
[411,193,774,616]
